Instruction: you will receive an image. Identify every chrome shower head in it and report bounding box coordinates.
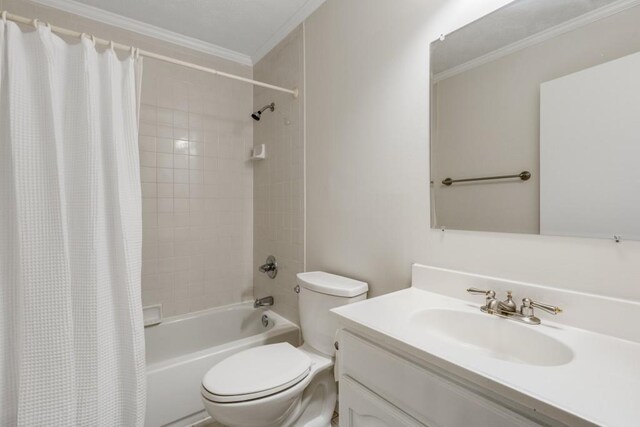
[251,102,275,121]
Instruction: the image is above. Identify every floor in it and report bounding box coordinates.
[331,410,340,426]
[191,410,340,427]
[190,419,218,427]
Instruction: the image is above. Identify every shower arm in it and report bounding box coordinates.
[258,103,275,114]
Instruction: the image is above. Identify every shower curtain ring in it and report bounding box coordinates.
[1,11,7,23]
[109,40,114,51]
[90,35,96,46]
[32,18,39,29]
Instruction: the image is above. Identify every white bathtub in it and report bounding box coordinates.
[144,302,300,427]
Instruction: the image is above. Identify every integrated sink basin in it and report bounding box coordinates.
[410,308,574,366]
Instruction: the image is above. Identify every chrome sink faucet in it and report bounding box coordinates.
[467,288,562,325]
[254,296,274,308]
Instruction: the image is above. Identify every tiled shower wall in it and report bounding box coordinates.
[139,61,254,317]
[6,0,255,317]
[253,26,305,324]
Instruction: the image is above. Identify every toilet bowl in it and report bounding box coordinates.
[201,272,368,427]
[201,343,335,427]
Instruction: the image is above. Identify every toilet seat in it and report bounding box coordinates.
[202,343,311,403]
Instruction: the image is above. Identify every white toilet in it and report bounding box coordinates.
[201,271,368,427]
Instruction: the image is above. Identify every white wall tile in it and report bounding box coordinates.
[157,108,173,125]
[156,153,173,168]
[174,155,189,169]
[173,111,188,128]
[142,199,157,213]
[173,128,189,141]
[141,167,157,183]
[174,169,189,184]
[139,135,156,152]
[253,27,304,325]
[174,139,189,154]
[157,198,174,213]
[157,168,173,183]
[157,138,174,153]
[157,125,173,139]
[140,151,156,167]
[174,183,189,198]
[139,122,155,136]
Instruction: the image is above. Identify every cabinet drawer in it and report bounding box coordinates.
[339,331,540,427]
[340,376,425,427]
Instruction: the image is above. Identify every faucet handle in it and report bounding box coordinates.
[258,255,278,279]
[521,298,562,315]
[467,288,496,298]
[468,288,498,311]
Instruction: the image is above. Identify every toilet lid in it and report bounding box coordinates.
[202,343,311,403]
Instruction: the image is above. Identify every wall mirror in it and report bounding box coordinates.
[430,0,640,240]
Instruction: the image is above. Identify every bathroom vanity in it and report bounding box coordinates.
[331,265,640,427]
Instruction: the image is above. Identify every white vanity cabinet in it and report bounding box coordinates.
[337,331,546,427]
[332,266,638,427]
[339,376,424,427]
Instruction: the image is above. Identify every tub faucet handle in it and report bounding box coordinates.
[259,255,278,279]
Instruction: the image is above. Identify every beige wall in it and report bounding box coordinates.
[5,0,255,317]
[432,5,640,234]
[253,27,305,324]
[304,0,640,301]
[8,0,640,316]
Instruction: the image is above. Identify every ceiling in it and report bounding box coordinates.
[33,0,326,65]
[432,0,622,75]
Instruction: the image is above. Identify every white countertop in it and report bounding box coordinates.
[332,287,640,427]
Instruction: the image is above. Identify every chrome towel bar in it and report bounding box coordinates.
[442,171,531,186]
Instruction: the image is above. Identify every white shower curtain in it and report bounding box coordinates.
[0,20,145,426]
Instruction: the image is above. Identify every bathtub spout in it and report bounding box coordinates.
[254,296,274,308]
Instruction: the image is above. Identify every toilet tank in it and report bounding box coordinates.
[297,272,368,357]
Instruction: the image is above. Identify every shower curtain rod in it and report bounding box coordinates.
[1,10,299,98]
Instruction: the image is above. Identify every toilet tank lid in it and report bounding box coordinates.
[296,272,368,297]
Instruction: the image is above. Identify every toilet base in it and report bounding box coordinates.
[289,367,336,427]
[202,347,335,427]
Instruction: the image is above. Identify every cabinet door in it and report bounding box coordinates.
[339,376,425,427]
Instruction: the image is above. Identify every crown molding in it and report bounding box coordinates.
[251,0,325,64]
[28,0,253,66]
[433,0,640,82]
